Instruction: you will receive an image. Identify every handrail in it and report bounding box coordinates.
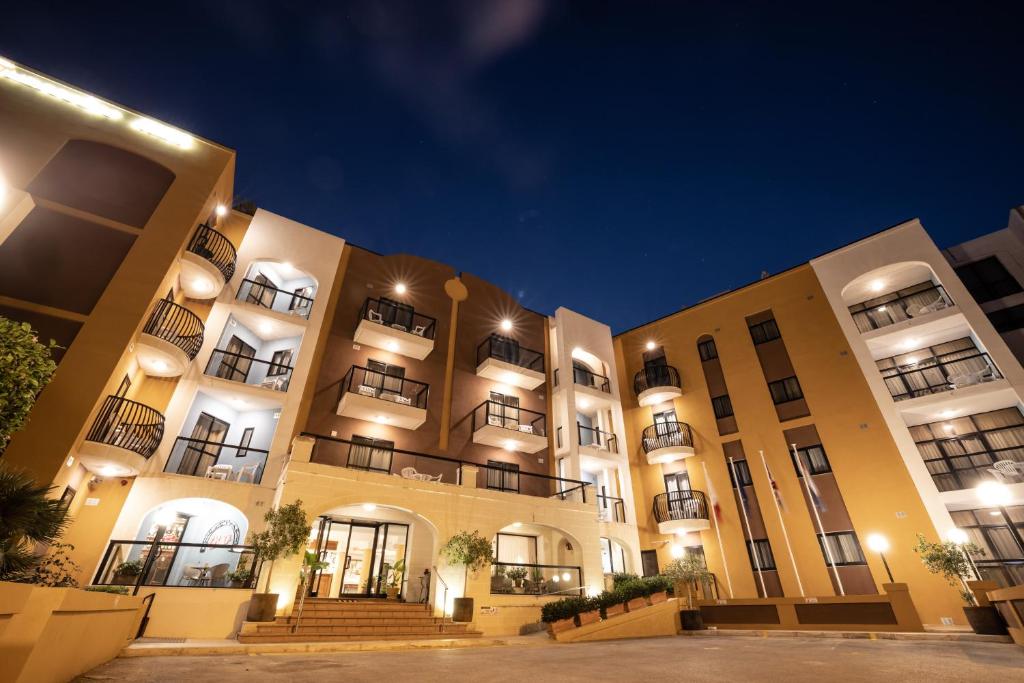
[577,423,617,453]
[652,490,709,524]
[164,436,269,483]
[205,348,294,391]
[238,277,315,319]
[633,365,681,395]
[340,365,429,409]
[573,366,611,393]
[641,421,693,453]
[472,400,546,437]
[187,224,237,282]
[596,494,626,523]
[878,350,1001,401]
[93,539,258,590]
[360,297,437,340]
[432,565,449,619]
[85,395,165,458]
[142,298,204,360]
[848,282,954,333]
[477,334,544,372]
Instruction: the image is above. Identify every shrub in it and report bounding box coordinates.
[540,595,598,623]
[115,560,144,576]
[16,542,80,587]
[227,568,252,583]
[85,585,129,595]
[643,575,672,595]
[506,566,528,582]
[249,500,311,592]
[615,578,652,602]
[912,533,981,606]
[0,317,59,450]
[611,572,639,589]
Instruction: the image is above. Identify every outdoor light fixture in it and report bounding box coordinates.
[501,371,517,384]
[670,544,684,559]
[869,279,885,292]
[500,319,513,332]
[362,503,377,512]
[645,341,656,351]
[579,399,591,410]
[512,522,523,528]
[259,321,273,335]
[551,575,560,583]
[977,481,1012,508]
[946,528,981,580]
[130,117,194,149]
[561,572,571,582]
[153,506,177,528]
[374,415,388,424]
[877,306,886,313]
[503,439,516,451]
[100,466,118,477]
[395,282,407,295]
[866,533,894,583]
[192,277,212,293]
[215,204,228,217]
[152,359,168,372]
[385,340,399,352]
[901,338,919,351]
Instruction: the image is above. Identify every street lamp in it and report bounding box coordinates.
[866,533,894,583]
[976,481,1024,556]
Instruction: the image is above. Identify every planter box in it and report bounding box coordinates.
[604,602,626,619]
[964,606,1008,635]
[625,597,647,612]
[648,591,668,605]
[548,617,577,635]
[577,609,601,627]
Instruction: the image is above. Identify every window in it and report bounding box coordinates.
[487,460,520,493]
[489,391,521,428]
[791,444,831,476]
[746,539,777,571]
[817,531,867,566]
[115,374,131,398]
[664,471,690,493]
[697,338,718,361]
[768,376,803,404]
[727,458,753,487]
[290,285,314,312]
[268,349,293,376]
[640,549,660,577]
[601,537,627,574]
[749,318,781,345]
[711,394,734,419]
[988,304,1024,333]
[347,435,394,473]
[495,533,537,564]
[236,427,254,457]
[366,359,405,394]
[246,273,276,308]
[949,507,1024,585]
[216,335,256,382]
[955,256,1023,304]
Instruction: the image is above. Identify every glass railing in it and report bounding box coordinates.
[237,278,315,319]
[340,365,429,409]
[879,351,1001,401]
[205,349,294,391]
[489,562,583,596]
[360,297,437,340]
[92,540,258,590]
[597,494,626,523]
[477,334,544,372]
[163,437,268,484]
[578,424,617,453]
[472,400,546,437]
[573,366,610,393]
[848,282,954,333]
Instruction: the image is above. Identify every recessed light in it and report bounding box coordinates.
[215,204,228,217]
[152,359,168,372]
[503,439,516,451]
[901,338,918,351]
[395,282,407,295]
[100,466,118,477]
[645,341,656,351]
[259,322,273,335]
[500,319,513,332]
[940,409,956,418]
[362,503,377,512]
[877,306,886,313]
[905,356,918,365]
[512,522,523,528]
[501,371,518,384]
[943,424,955,433]
[869,279,885,292]
[374,415,388,424]
[385,340,399,352]
[192,278,212,293]
[579,399,591,409]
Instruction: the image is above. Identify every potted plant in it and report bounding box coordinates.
[598,588,627,619]
[541,595,600,634]
[507,566,528,592]
[227,568,252,589]
[530,566,544,593]
[247,500,311,622]
[440,530,494,623]
[644,575,671,604]
[616,578,650,612]
[386,559,406,600]
[664,554,712,630]
[112,560,143,585]
[913,533,1007,635]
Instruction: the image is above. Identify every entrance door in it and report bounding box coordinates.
[179,413,229,476]
[217,335,256,382]
[665,471,691,519]
[309,519,409,598]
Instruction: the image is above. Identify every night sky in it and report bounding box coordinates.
[2,1,1021,332]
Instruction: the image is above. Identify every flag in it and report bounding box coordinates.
[764,461,785,513]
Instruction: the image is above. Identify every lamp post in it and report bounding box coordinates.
[975,481,1024,556]
[866,533,894,583]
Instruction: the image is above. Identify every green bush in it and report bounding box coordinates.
[643,575,672,595]
[611,572,639,589]
[85,585,129,595]
[615,578,653,601]
[540,595,598,623]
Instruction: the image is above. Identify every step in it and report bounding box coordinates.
[275,616,447,626]
[253,626,463,637]
[237,631,484,644]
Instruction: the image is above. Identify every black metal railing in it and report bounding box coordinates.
[186,224,237,282]
[85,395,165,458]
[641,421,694,454]
[974,559,1024,589]
[652,490,709,524]
[848,282,954,333]
[573,366,611,393]
[633,365,681,395]
[490,562,584,596]
[237,278,315,319]
[141,298,204,361]
[477,334,544,373]
[340,365,429,409]
[472,400,546,437]
[359,297,437,340]
[205,349,294,391]
[597,494,626,523]
[879,351,1001,402]
[304,433,591,502]
[93,540,258,590]
[578,424,617,453]
[163,436,268,484]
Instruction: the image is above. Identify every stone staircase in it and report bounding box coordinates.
[238,599,481,643]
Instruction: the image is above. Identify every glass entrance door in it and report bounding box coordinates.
[308,518,409,598]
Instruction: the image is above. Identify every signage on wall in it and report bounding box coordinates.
[200,519,241,552]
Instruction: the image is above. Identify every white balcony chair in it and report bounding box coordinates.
[988,460,1024,483]
[390,323,408,332]
[518,424,535,434]
[399,467,442,483]
[412,325,427,337]
[368,310,384,324]
[393,395,412,406]
[357,384,378,397]
[906,296,950,318]
[236,463,260,483]
[948,367,995,389]
[205,464,233,480]
[488,414,503,427]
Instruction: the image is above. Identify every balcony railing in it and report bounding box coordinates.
[597,494,626,523]
[186,224,237,282]
[472,400,546,437]
[360,297,437,340]
[93,540,258,590]
[652,490,709,524]
[578,424,617,453]
[641,421,693,454]
[340,365,429,409]
[848,282,954,333]
[163,436,268,484]
[305,434,591,502]
[573,366,610,393]
[85,395,165,458]
[633,365,681,395]
[205,349,294,391]
[490,562,584,596]
[142,298,204,360]
[879,351,1001,402]
[237,278,314,319]
[477,334,544,373]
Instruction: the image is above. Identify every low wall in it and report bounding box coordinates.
[986,584,1024,647]
[473,594,564,635]
[0,582,144,683]
[140,588,253,639]
[696,582,923,633]
[553,598,680,643]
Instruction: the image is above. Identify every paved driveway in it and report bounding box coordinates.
[78,635,1023,682]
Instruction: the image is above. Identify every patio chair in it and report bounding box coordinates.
[236,463,261,483]
[181,566,204,586]
[949,367,994,389]
[205,464,233,480]
[412,325,427,337]
[988,460,1024,483]
[368,309,384,324]
[906,296,950,318]
[400,467,442,483]
[208,563,230,587]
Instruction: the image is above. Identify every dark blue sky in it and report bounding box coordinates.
[3,1,1022,332]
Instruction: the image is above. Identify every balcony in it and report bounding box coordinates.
[471,400,547,454]
[597,494,627,524]
[641,421,695,465]
[633,365,682,406]
[136,298,204,377]
[336,365,429,430]
[476,334,545,390]
[878,342,1002,402]
[352,297,436,360]
[578,423,618,458]
[652,490,710,535]
[237,277,315,319]
[490,562,583,596]
[80,395,165,476]
[164,436,268,484]
[93,539,257,589]
[205,349,293,392]
[848,282,954,333]
[179,224,237,299]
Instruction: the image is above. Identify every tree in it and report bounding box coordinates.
[15,541,80,587]
[0,465,69,580]
[912,533,981,606]
[249,500,310,592]
[440,530,493,596]
[0,317,58,450]
[663,554,712,610]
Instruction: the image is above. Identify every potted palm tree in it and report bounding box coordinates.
[247,500,311,622]
[440,530,494,623]
[385,559,406,600]
[664,554,712,630]
[913,533,1008,635]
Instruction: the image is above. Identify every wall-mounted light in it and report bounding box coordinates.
[645,341,656,351]
[362,503,377,512]
[385,340,399,352]
[395,282,407,295]
[500,319,513,332]
[215,204,228,217]
[670,544,684,559]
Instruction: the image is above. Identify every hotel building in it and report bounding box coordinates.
[1,57,1021,639]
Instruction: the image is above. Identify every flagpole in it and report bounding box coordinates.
[757,449,804,596]
[729,456,766,597]
[702,460,734,598]
[792,443,844,596]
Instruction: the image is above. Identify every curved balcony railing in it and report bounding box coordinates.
[85,395,165,458]
[652,490,709,524]
[142,298,204,360]
[633,365,681,396]
[360,297,436,339]
[641,421,693,454]
[187,224,237,282]
[477,334,544,372]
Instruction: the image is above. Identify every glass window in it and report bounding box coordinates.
[698,338,718,361]
[749,318,781,345]
[268,349,293,376]
[726,458,753,487]
[712,394,734,419]
[768,376,803,404]
[601,537,627,574]
[817,531,867,566]
[792,444,831,476]
[486,460,520,493]
[955,256,1023,304]
[746,539,777,570]
[495,533,537,564]
[347,435,394,473]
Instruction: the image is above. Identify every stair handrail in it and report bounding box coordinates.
[432,565,449,621]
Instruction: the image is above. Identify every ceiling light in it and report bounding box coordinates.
[152,359,168,372]
[977,481,1012,507]
[362,503,377,512]
[551,575,560,583]
[901,338,918,351]
[374,415,388,424]
[905,356,918,365]
[280,261,294,273]
[215,204,228,217]
[100,466,118,477]
[259,321,273,335]
[942,424,954,433]
[579,399,591,409]
[645,341,656,351]
[500,319,513,332]
[670,544,684,559]
[385,340,399,352]
[153,507,178,528]
[561,572,571,582]
[503,439,516,451]
[192,278,212,293]
[501,372,518,384]
[877,306,886,313]
[940,409,956,418]
[572,346,583,356]
[395,282,407,295]
[869,279,885,292]
[512,522,523,528]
